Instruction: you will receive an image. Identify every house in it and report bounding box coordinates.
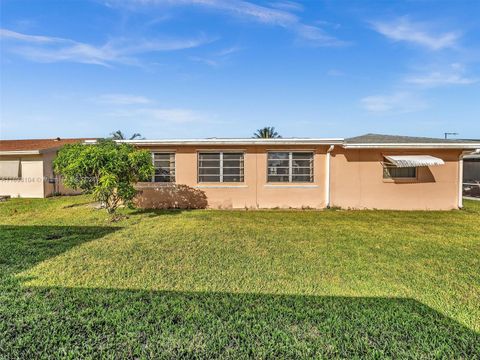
[0,138,89,198]
[463,153,480,198]
[109,133,479,210]
[2,134,479,210]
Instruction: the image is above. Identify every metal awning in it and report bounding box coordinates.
[384,155,445,168]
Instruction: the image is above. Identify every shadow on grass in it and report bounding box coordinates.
[128,208,189,217]
[1,288,479,358]
[0,225,119,276]
[0,225,479,358]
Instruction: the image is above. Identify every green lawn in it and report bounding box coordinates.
[1,196,479,358]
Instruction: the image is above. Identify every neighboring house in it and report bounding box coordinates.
[106,133,479,210]
[2,134,479,209]
[463,154,480,198]
[0,138,89,198]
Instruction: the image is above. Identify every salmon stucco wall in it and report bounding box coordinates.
[330,148,462,210]
[138,145,329,209]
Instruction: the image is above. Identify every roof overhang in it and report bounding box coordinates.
[93,138,345,146]
[384,155,444,167]
[0,145,67,156]
[0,150,41,155]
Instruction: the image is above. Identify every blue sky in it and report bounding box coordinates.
[1,0,479,140]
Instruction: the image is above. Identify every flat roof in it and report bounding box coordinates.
[102,138,345,146]
[2,134,479,153]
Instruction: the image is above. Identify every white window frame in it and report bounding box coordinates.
[267,151,314,183]
[152,152,176,183]
[198,151,244,183]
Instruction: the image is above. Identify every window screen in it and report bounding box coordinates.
[383,165,417,179]
[198,152,244,182]
[153,153,175,182]
[267,152,313,183]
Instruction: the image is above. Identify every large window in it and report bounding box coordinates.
[383,165,417,179]
[198,152,244,182]
[153,153,175,182]
[267,152,314,183]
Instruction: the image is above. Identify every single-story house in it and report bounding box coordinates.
[2,134,479,210]
[112,133,479,210]
[0,138,89,198]
[463,153,480,198]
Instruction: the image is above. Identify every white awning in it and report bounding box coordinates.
[384,155,445,168]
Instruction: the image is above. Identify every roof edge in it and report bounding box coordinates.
[0,150,41,155]
[84,138,345,146]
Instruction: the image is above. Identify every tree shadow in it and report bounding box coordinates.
[1,225,479,358]
[134,184,208,210]
[1,287,478,358]
[0,225,119,276]
[128,208,189,217]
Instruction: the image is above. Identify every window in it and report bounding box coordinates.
[383,165,417,179]
[152,153,175,182]
[267,152,313,183]
[0,160,21,179]
[198,152,244,182]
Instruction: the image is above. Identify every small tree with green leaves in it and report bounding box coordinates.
[54,140,154,213]
[253,126,281,138]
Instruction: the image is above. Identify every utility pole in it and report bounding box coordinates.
[444,132,459,139]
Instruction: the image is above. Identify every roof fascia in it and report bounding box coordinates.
[0,150,41,155]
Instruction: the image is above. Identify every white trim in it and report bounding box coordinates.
[0,150,41,155]
[459,152,467,209]
[195,185,248,189]
[114,138,344,146]
[83,137,480,150]
[344,143,480,149]
[326,145,334,208]
[264,184,319,188]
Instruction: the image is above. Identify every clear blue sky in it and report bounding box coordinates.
[1,0,479,140]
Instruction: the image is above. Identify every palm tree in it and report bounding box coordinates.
[253,126,281,138]
[110,130,144,140]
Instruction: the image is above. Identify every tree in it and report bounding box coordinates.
[253,126,281,138]
[110,130,144,140]
[54,140,154,214]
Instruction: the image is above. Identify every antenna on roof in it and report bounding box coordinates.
[444,132,458,139]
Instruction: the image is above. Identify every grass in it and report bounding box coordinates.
[1,195,479,358]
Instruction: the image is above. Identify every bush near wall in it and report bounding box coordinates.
[134,183,208,209]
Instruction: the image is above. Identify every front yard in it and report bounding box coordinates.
[1,196,479,358]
